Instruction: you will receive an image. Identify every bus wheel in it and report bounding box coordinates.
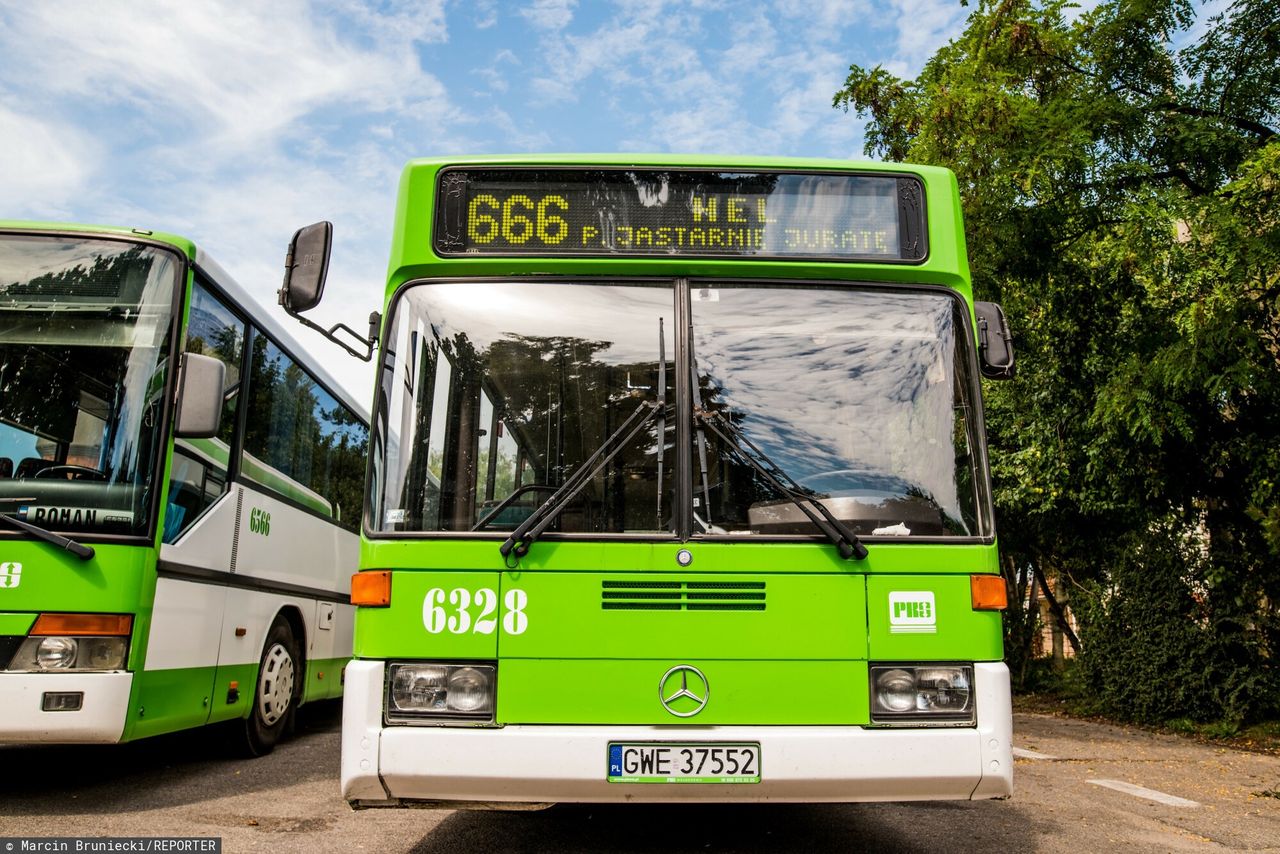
[240,617,300,757]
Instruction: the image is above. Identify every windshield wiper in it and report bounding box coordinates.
[693,410,868,561]
[685,319,865,561]
[0,510,95,560]
[500,321,669,561]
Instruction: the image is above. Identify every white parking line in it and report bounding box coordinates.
[1012,747,1058,760]
[1088,779,1200,807]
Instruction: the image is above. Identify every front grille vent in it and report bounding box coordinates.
[601,580,766,611]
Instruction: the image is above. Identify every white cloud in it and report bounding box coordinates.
[773,0,872,44]
[323,0,449,44]
[471,0,500,29]
[529,17,658,104]
[0,1,448,154]
[0,105,98,218]
[886,0,969,73]
[566,2,865,157]
[722,10,778,76]
[521,0,578,31]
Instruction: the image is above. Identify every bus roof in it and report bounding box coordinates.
[0,220,369,421]
[398,153,953,175]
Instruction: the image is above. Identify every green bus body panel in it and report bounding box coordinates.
[500,573,866,660]
[127,665,219,740]
[0,542,152,615]
[356,571,501,659]
[303,656,348,703]
[205,662,257,726]
[499,660,868,725]
[126,657,350,741]
[0,542,160,680]
[0,613,36,635]
[358,571,998,665]
[867,575,1004,661]
[361,540,998,575]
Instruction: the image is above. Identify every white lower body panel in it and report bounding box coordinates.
[0,671,133,743]
[342,661,1013,805]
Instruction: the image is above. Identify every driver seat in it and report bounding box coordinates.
[15,457,55,479]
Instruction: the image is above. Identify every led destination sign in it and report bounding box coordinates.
[435,169,926,261]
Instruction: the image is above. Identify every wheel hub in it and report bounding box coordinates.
[257,642,295,726]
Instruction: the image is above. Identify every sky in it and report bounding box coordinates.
[0,0,978,402]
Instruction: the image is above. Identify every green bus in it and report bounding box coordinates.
[0,222,368,754]
[284,155,1016,804]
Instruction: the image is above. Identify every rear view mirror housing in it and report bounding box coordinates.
[279,221,332,313]
[175,353,226,438]
[277,222,380,363]
[974,301,1015,380]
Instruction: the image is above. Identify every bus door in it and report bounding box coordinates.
[139,279,245,738]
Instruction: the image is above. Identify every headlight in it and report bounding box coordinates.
[387,662,496,724]
[7,636,129,672]
[870,663,974,725]
[875,668,917,712]
[37,637,78,669]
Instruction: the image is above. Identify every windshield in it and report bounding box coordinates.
[370,280,988,540]
[371,282,674,535]
[690,285,985,538]
[0,234,180,538]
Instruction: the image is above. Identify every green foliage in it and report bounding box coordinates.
[1075,524,1277,723]
[835,0,1280,723]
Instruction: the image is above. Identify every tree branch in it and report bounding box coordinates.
[1147,102,1277,141]
[1035,570,1082,655]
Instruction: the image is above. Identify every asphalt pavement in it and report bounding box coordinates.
[1,705,1277,853]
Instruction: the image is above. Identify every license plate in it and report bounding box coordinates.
[607,743,761,783]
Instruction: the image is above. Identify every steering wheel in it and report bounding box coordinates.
[33,464,108,482]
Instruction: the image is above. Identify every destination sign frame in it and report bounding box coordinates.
[434,167,928,263]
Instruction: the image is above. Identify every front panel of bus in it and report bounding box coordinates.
[345,160,1013,804]
[0,229,184,741]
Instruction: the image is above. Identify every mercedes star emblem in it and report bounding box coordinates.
[659,664,709,717]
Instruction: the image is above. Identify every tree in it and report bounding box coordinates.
[834,0,1279,720]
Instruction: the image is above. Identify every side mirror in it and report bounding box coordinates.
[277,222,380,363]
[974,301,1015,380]
[175,353,226,438]
[279,221,332,313]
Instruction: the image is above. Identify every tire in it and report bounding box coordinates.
[239,616,301,757]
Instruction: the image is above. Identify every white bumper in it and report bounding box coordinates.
[342,660,1013,806]
[0,671,133,743]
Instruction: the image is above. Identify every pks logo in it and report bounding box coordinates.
[889,591,936,634]
[0,562,22,589]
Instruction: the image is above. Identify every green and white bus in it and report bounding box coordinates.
[0,222,368,754]
[285,155,1016,804]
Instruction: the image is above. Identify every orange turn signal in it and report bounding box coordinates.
[971,575,1008,610]
[31,613,133,636]
[351,571,391,607]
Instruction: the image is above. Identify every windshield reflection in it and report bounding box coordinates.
[0,235,178,538]
[370,281,988,540]
[691,286,982,537]
[372,283,674,534]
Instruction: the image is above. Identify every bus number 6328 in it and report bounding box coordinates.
[422,587,528,636]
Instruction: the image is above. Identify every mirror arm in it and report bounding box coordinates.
[278,297,380,363]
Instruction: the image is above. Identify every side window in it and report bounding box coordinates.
[163,280,245,544]
[242,332,368,531]
[323,398,370,533]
